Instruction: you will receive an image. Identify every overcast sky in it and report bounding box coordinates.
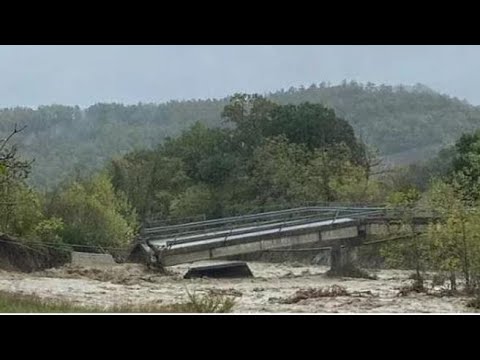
[1,45,480,108]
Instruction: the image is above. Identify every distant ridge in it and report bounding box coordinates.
[1,81,478,189]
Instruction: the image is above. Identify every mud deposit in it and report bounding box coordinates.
[0,261,474,313]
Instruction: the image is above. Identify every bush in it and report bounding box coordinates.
[180,291,236,313]
[33,217,64,244]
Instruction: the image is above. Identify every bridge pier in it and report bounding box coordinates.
[327,245,367,278]
[330,245,357,270]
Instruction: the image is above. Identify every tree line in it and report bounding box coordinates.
[2,81,480,190]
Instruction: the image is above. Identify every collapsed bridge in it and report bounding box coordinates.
[130,206,436,273]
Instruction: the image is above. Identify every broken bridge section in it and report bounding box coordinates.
[129,206,439,276]
[130,206,390,273]
[184,261,253,279]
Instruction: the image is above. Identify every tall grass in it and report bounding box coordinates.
[0,290,235,313]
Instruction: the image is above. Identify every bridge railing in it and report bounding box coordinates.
[144,208,338,240]
[145,206,385,233]
[161,213,349,247]
[144,207,330,234]
[142,207,386,247]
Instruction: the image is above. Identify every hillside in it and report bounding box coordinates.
[269,82,480,155]
[1,81,479,190]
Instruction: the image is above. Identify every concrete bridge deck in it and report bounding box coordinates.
[130,206,437,268]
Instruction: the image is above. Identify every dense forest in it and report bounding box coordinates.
[1,81,480,190]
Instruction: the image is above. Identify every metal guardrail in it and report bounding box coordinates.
[162,214,348,247]
[130,205,450,267]
[141,206,388,248]
[145,206,385,234]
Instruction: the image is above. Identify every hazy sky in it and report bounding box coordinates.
[1,45,480,108]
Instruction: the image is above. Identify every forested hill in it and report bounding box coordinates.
[269,83,480,155]
[1,81,479,190]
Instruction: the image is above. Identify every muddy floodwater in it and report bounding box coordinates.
[0,261,475,313]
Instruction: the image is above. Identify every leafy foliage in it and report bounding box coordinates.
[426,180,480,291]
[381,187,429,288]
[108,98,383,221]
[46,173,138,249]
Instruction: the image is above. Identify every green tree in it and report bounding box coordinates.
[381,188,429,289]
[306,144,364,202]
[452,130,480,201]
[248,136,308,207]
[221,94,278,154]
[169,184,217,219]
[426,180,480,291]
[266,103,366,165]
[163,122,237,186]
[110,151,190,220]
[47,173,138,249]
[0,125,40,237]
[0,182,44,237]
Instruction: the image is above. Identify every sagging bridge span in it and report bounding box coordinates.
[130,205,437,273]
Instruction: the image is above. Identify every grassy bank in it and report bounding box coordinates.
[0,291,235,313]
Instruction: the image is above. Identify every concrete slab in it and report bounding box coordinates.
[183,261,253,279]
